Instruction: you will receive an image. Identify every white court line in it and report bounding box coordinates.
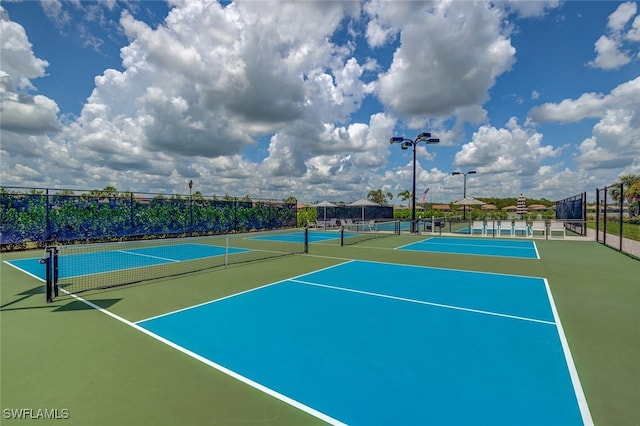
[393,237,540,259]
[532,241,541,259]
[116,249,181,263]
[543,278,594,426]
[56,287,347,426]
[290,279,555,325]
[420,240,535,250]
[3,259,46,282]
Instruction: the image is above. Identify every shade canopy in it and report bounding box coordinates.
[453,197,485,206]
[349,198,378,221]
[313,200,337,224]
[313,200,337,207]
[348,198,379,207]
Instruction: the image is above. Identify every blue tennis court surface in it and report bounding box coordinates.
[399,236,539,259]
[137,260,590,425]
[4,243,247,280]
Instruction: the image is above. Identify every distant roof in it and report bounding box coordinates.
[432,204,451,210]
[528,204,550,210]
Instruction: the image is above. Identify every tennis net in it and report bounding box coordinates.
[340,220,400,246]
[44,228,308,302]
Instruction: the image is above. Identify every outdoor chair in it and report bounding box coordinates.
[471,221,485,236]
[549,221,566,239]
[499,221,513,237]
[530,221,546,238]
[513,221,529,237]
[341,218,357,232]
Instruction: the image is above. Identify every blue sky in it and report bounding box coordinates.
[1,0,639,204]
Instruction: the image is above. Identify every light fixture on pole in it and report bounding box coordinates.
[452,170,476,219]
[390,132,440,232]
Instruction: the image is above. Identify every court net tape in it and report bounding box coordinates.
[340,220,400,246]
[43,228,308,302]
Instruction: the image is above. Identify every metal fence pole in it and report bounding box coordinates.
[45,188,51,243]
[603,186,608,245]
[619,183,624,251]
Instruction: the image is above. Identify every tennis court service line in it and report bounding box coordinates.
[289,279,555,326]
[116,249,181,263]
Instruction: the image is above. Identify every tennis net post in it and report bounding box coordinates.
[42,246,58,303]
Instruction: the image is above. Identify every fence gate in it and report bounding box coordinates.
[595,184,625,251]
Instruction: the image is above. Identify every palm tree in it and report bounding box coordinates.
[397,189,412,206]
[629,180,640,216]
[610,174,640,205]
[367,189,393,206]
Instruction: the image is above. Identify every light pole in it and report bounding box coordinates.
[452,170,476,220]
[390,132,440,232]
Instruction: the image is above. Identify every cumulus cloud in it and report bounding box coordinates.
[528,92,606,123]
[502,0,562,18]
[529,76,640,123]
[41,1,369,189]
[4,0,636,202]
[589,2,639,70]
[1,1,382,198]
[0,6,60,134]
[530,77,640,171]
[454,118,561,176]
[373,0,516,120]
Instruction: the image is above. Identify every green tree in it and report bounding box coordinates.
[397,189,412,206]
[610,174,639,206]
[367,189,393,206]
[88,186,118,198]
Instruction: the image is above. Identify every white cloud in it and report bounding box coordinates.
[628,15,640,41]
[0,6,60,134]
[2,0,637,203]
[528,92,606,123]
[0,93,60,134]
[589,2,639,70]
[374,0,516,119]
[576,108,640,170]
[590,34,632,70]
[529,76,640,123]
[530,77,640,172]
[454,118,561,177]
[503,0,562,18]
[607,1,637,32]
